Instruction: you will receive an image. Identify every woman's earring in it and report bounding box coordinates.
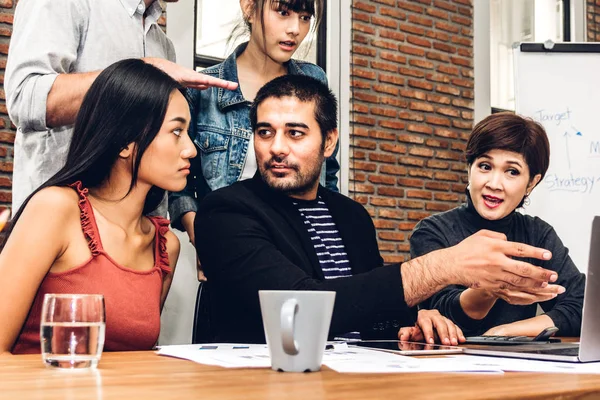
[523,193,531,206]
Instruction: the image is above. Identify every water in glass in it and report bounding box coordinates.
[41,321,105,368]
[40,294,106,368]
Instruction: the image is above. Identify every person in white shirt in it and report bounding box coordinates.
[5,0,236,213]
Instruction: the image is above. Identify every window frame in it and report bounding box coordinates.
[487,0,572,113]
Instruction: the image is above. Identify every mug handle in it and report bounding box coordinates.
[280,298,299,355]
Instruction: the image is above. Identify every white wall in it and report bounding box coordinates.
[474,0,491,124]
[571,0,586,41]
[159,0,198,346]
[164,0,194,68]
[327,0,351,195]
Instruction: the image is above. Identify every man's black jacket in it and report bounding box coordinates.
[195,174,417,343]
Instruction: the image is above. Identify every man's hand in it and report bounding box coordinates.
[398,309,465,346]
[446,230,556,291]
[144,58,238,90]
[401,230,558,307]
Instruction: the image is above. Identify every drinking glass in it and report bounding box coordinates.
[40,294,106,368]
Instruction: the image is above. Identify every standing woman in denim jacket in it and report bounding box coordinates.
[169,0,338,261]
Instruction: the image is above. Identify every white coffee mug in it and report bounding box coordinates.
[259,290,336,372]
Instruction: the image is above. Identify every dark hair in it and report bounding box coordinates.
[5,58,183,241]
[232,0,324,57]
[249,74,337,142]
[466,112,550,181]
[251,0,322,29]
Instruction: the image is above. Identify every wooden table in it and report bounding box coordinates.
[1,351,600,400]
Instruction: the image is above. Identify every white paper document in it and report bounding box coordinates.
[447,355,600,374]
[157,344,272,368]
[156,344,502,373]
[321,348,501,373]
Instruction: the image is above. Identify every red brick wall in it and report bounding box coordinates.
[587,0,600,41]
[0,1,14,211]
[349,0,474,263]
[0,4,168,214]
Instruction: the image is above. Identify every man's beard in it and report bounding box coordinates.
[259,153,324,197]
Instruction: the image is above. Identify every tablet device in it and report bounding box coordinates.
[348,340,463,356]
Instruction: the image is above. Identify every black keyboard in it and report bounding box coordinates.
[464,335,562,345]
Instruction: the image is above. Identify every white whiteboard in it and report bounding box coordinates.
[514,45,600,273]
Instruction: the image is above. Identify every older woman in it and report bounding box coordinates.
[410,112,585,337]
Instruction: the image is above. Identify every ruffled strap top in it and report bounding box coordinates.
[68,181,172,274]
[151,216,172,274]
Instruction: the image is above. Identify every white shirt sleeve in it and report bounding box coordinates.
[5,0,89,133]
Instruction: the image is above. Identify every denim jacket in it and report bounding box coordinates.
[169,42,340,230]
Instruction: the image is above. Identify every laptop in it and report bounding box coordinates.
[463,216,600,363]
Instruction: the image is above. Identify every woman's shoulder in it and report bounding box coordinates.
[19,186,83,237]
[199,61,226,77]
[514,211,555,236]
[148,217,180,270]
[163,230,180,265]
[292,60,327,84]
[185,60,229,102]
[28,186,81,215]
[414,205,465,231]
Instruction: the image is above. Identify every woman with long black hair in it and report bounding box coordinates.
[0,59,197,354]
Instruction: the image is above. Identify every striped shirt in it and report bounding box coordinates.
[292,197,351,279]
[293,196,361,340]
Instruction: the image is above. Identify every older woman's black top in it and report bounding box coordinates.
[410,193,585,336]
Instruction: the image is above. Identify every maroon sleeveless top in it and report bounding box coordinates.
[12,182,172,354]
